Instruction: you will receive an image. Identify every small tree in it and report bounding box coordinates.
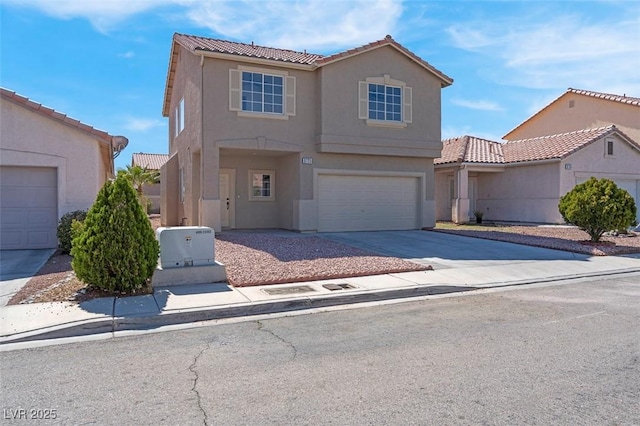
[558,177,637,242]
[71,174,159,293]
[117,165,160,213]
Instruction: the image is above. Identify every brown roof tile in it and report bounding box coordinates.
[131,152,169,170]
[1,87,116,144]
[174,33,323,65]
[436,136,503,164]
[439,126,639,167]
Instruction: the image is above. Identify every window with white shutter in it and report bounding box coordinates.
[229,67,294,119]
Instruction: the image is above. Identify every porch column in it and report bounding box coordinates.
[454,166,469,224]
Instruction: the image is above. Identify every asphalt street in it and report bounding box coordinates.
[1,274,639,425]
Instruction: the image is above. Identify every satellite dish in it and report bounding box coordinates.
[111,136,129,158]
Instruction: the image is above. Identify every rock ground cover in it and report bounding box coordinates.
[8,219,639,305]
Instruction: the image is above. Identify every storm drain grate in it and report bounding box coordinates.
[263,285,316,296]
[323,283,356,291]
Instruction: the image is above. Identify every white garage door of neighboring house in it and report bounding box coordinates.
[1,166,58,250]
[318,175,419,232]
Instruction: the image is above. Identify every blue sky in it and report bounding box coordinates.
[1,0,639,170]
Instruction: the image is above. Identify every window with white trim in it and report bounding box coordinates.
[229,67,295,118]
[175,97,184,138]
[359,75,412,127]
[249,170,275,201]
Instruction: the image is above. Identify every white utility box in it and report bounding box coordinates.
[156,226,215,269]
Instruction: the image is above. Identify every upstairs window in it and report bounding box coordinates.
[174,97,184,138]
[242,72,283,114]
[605,139,615,157]
[359,75,412,127]
[229,67,295,119]
[368,84,402,122]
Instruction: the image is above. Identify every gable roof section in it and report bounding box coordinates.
[163,34,453,116]
[503,87,640,140]
[132,152,169,170]
[436,136,504,165]
[437,126,640,166]
[1,87,114,144]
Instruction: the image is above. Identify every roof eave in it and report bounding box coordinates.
[194,49,317,71]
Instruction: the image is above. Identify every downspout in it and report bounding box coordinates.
[199,52,205,225]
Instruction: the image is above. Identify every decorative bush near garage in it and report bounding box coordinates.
[558,177,637,242]
[71,174,159,293]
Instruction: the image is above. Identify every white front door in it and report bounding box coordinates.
[219,172,230,228]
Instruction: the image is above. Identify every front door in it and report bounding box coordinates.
[219,169,235,229]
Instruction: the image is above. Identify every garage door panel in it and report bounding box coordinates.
[318,175,419,232]
[1,166,58,249]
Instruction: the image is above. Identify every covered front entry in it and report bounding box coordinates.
[0,166,58,249]
[317,174,419,232]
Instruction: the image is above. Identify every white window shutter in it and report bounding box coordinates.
[403,86,412,123]
[229,69,241,111]
[359,81,368,119]
[285,76,296,116]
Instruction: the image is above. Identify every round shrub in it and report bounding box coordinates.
[57,210,87,254]
[558,177,637,242]
[71,174,159,293]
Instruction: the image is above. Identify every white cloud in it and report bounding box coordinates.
[447,12,640,94]
[123,117,165,132]
[185,0,402,51]
[5,0,402,50]
[118,51,135,59]
[451,98,503,112]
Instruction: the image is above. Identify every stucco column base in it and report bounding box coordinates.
[454,198,470,224]
[200,199,221,232]
[422,200,436,228]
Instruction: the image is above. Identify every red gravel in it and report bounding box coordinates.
[215,233,431,287]
[434,224,640,256]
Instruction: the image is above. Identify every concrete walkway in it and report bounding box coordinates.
[2,232,640,344]
[0,249,55,307]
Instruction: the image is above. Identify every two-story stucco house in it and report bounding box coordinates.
[0,88,128,250]
[160,34,453,232]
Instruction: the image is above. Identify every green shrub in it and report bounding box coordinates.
[57,210,87,254]
[558,177,637,242]
[71,175,159,293]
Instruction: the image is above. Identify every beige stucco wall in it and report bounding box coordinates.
[475,162,561,223]
[0,98,109,219]
[505,94,640,142]
[165,43,445,231]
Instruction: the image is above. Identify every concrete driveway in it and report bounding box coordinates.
[322,230,587,269]
[0,249,55,306]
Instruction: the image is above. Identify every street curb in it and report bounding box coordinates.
[1,285,476,344]
[2,268,639,345]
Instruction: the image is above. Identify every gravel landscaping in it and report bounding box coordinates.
[8,218,639,305]
[215,232,430,287]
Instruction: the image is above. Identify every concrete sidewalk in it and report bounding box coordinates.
[2,252,639,344]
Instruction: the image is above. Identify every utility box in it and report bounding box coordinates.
[156,226,215,269]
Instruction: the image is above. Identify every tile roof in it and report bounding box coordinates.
[567,88,640,106]
[503,87,639,139]
[132,152,169,170]
[436,136,504,164]
[164,33,453,116]
[437,125,640,166]
[174,33,323,65]
[1,87,114,143]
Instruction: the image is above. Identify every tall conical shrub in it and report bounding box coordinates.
[71,174,159,292]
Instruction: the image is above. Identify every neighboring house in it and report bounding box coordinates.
[131,153,169,214]
[160,33,453,232]
[435,126,640,224]
[0,88,128,250]
[503,88,640,143]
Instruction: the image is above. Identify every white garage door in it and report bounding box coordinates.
[1,166,58,249]
[318,175,419,232]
